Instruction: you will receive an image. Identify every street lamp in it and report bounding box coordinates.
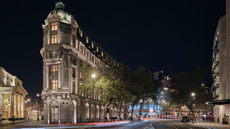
[191,93,195,116]
[36,93,40,121]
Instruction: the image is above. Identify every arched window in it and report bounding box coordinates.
[100,106,104,119]
[152,103,154,108]
[148,105,151,109]
[85,103,89,119]
[96,105,99,118]
[129,106,132,110]
[138,105,140,109]
[91,104,94,118]
[144,105,147,109]
[134,105,136,109]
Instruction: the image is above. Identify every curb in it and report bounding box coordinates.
[189,122,216,129]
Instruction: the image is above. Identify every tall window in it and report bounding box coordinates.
[72,67,76,78]
[96,47,98,52]
[51,35,57,44]
[50,51,57,58]
[72,27,76,36]
[72,55,76,63]
[80,45,83,53]
[50,65,58,76]
[72,38,76,48]
[80,30,83,37]
[50,80,58,89]
[80,71,83,81]
[80,60,83,67]
[92,56,94,63]
[72,82,75,94]
[86,51,89,58]
[96,59,99,66]
[51,22,57,31]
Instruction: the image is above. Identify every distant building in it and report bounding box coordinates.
[209,0,230,124]
[41,2,128,124]
[0,66,28,119]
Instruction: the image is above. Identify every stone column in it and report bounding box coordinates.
[47,65,49,89]
[10,93,14,118]
[58,63,61,89]
[43,64,46,90]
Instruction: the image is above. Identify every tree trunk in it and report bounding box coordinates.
[103,98,112,121]
[119,102,122,118]
[131,106,134,121]
[138,101,144,120]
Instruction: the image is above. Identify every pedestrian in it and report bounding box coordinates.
[203,117,205,122]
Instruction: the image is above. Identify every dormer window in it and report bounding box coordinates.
[80,30,83,37]
[101,51,103,57]
[92,42,94,48]
[53,10,57,14]
[86,37,89,43]
[96,47,99,52]
[51,21,57,31]
[80,45,83,53]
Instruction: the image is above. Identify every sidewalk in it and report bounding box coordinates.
[191,120,230,129]
[0,119,131,128]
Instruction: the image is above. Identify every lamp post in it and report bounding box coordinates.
[191,93,195,115]
[36,93,40,121]
[92,74,96,119]
[27,99,30,120]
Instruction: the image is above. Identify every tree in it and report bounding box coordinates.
[129,66,162,120]
[169,67,206,114]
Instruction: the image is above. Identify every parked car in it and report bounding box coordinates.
[109,117,118,122]
[181,116,190,122]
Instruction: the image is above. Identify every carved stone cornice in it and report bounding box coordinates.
[47,14,61,22]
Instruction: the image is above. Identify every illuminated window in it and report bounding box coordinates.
[96,47,98,52]
[101,51,103,57]
[72,81,75,94]
[72,55,76,63]
[50,79,58,89]
[72,27,76,36]
[86,37,89,43]
[80,30,83,37]
[53,10,57,14]
[92,56,94,63]
[80,71,83,81]
[96,59,99,66]
[91,42,94,48]
[51,22,57,31]
[80,45,83,53]
[51,35,57,44]
[138,105,140,109]
[148,105,151,109]
[80,60,83,67]
[72,38,76,47]
[50,51,57,58]
[86,51,89,58]
[49,64,58,76]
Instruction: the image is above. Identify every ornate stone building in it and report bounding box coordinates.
[0,66,28,119]
[40,2,128,124]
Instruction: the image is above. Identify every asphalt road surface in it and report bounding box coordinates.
[91,119,208,129]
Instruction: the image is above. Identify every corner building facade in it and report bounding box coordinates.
[211,1,230,124]
[41,2,128,124]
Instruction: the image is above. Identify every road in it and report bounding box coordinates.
[90,119,207,129]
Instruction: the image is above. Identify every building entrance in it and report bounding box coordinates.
[50,100,59,123]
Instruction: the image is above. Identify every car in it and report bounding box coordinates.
[109,117,118,122]
[181,116,190,122]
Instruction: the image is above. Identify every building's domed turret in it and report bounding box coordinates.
[45,2,71,25]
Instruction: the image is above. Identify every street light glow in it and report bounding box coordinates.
[92,74,96,78]
[37,93,39,97]
[191,93,195,96]
[27,99,30,102]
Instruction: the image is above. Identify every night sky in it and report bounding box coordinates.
[0,0,226,96]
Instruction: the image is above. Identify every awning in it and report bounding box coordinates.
[207,99,230,105]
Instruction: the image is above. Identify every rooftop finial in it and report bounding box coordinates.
[55,2,65,10]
